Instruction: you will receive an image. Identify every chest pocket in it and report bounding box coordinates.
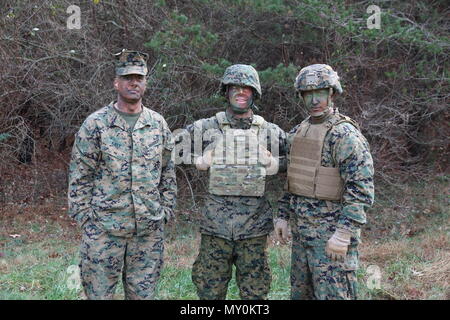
[136,127,163,166]
[100,140,131,176]
[101,144,129,160]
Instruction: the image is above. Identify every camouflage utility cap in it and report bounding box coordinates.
[295,64,343,94]
[114,49,149,76]
[220,64,262,99]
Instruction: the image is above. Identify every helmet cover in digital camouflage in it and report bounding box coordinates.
[220,64,262,100]
[294,64,343,95]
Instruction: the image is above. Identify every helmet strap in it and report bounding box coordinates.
[327,87,334,110]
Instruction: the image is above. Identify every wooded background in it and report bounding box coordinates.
[0,0,448,204]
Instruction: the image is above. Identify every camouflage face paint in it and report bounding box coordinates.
[228,85,254,114]
[302,89,330,117]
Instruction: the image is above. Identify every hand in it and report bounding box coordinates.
[325,228,352,262]
[195,149,213,170]
[274,219,289,245]
[258,145,279,175]
[258,145,272,166]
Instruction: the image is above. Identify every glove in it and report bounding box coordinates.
[325,228,352,262]
[195,149,213,170]
[274,219,289,245]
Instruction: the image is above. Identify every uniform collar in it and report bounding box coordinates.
[225,108,254,129]
[309,107,333,124]
[105,102,155,131]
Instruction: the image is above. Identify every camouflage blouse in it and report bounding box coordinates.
[278,110,374,245]
[181,109,288,240]
[68,103,177,237]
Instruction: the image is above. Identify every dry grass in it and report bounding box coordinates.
[164,232,200,269]
[359,223,449,300]
[1,163,448,299]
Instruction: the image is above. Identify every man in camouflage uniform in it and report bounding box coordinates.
[275,64,374,300]
[177,64,287,299]
[68,49,177,300]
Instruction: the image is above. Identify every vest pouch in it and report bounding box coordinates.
[208,114,267,197]
[209,164,266,197]
[315,166,343,201]
[239,165,266,196]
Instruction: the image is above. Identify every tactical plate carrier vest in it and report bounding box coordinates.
[287,112,359,201]
[209,112,267,197]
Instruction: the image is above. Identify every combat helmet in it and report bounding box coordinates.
[294,64,343,95]
[220,64,262,100]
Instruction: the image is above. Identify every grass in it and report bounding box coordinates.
[0,239,80,300]
[0,177,448,300]
[0,219,291,300]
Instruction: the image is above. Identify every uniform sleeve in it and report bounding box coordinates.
[276,124,301,221]
[267,124,288,173]
[67,119,101,227]
[186,120,203,161]
[285,124,300,168]
[277,192,293,220]
[333,125,375,231]
[183,118,219,164]
[159,119,177,221]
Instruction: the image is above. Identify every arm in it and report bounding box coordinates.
[265,124,288,173]
[67,120,101,227]
[185,118,220,169]
[159,120,177,222]
[333,126,375,233]
[274,124,300,243]
[276,123,301,221]
[274,192,293,244]
[326,125,374,260]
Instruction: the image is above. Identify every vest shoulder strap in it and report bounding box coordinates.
[332,113,361,131]
[215,112,231,130]
[292,116,310,136]
[251,115,266,131]
[252,114,266,127]
[216,112,266,131]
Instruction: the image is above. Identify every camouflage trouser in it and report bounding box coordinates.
[290,233,359,300]
[79,219,164,300]
[192,234,271,300]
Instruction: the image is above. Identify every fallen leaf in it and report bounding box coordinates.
[9,234,21,239]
